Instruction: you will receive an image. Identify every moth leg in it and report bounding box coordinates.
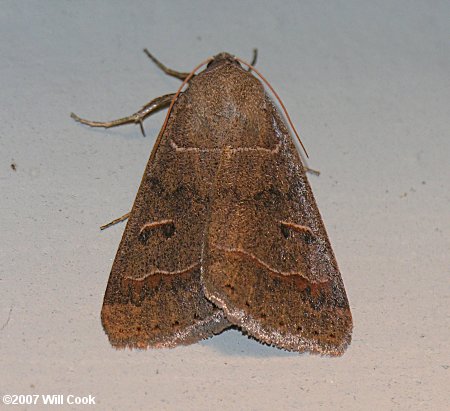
[305,166,320,176]
[70,93,175,136]
[100,212,130,230]
[247,48,258,71]
[143,49,191,81]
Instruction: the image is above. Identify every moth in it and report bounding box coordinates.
[72,50,352,356]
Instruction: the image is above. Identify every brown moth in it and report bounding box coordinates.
[72,51,352,356]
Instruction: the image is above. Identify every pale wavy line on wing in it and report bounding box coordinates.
[212,244,327,283]
[170,139,280,154]
[139,219,174,235]
[124,262,200,281]
[279,221,314,235]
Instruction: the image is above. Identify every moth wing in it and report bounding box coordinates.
[101,99,230,348]
[202,103,352,355]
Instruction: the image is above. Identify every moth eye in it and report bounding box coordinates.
[280,224,291,239]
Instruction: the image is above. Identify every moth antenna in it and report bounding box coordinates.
[235,57,309,158]
[249,48,258,68]
[151,57,214,162]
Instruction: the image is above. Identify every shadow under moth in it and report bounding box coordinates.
[72,50,352,356]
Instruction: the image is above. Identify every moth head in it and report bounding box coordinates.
[207,52,240,69]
